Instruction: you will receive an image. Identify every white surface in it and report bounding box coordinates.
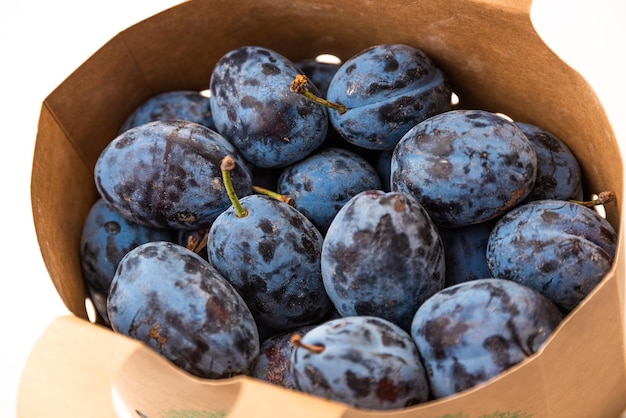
[0,0,624,416]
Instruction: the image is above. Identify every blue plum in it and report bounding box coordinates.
[290,316,430,410]
[321,190,445,331]
[107,241,260,379]
[119,90,215,133]
[391,109,537,227]
[209,46,328,168]
[277,147,382,234]
[486,199,617,311]
[207,194,331,330]
[411,278,563,399]
[439,220,495,287]
[95,120,253,229]
[80,198,173,323]
[325,43,452,150]
[516,122,583,202]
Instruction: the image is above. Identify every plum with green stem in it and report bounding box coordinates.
[207,156,331,330]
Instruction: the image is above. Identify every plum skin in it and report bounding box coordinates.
[94,120,252,230]
[321,190,445,331]
[107,241,260,379]
[391,109,537,227]
[486,199,617,311]
[291,316,430,410]
[411,278,563,399]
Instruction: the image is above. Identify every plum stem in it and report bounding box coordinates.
[252,185,295,207]
[290,74,347,114]
[221,155,248,218]
[569,191,616,207]
[186,233,208,254]
[289,333,325,353]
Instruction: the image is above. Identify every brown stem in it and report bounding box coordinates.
[570,191,616,207]
[289,333,325,353]
[290,74,347,114]
[252,185,295,207]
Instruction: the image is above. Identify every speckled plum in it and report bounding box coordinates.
[277,147,382,234]
[95,120,253,230]
[250,324,317,390]
[391,109,537,227]
[119,90,215,134]
[486,199,617,311]
[291,316,430,410]
[80,198,173,323]
[516,122,583,202]
[107,241,260,379]
[207,194,331,330]
[411,278,563,399]
[439,220,495,287]
[209,45,328,168]
[321,190,445,331]
[326,44,452,150]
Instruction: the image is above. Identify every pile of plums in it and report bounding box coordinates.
[80,43,617,410]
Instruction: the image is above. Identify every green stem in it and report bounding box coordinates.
[252,185,295,207]
[290,74,347,114]
[221,155,248,218]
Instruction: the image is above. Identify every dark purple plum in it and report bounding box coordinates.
[486,199,617,311]
[107,241,260,379]
[277,147,382,234]
[209,45,328,168]
[80,198,173,323]
[439,220,495,287]
[391,109,537,227]
[290,316,430,410]
[516,122,583,202]
[325,43,452,150]
[411,278,563,399]
[250,324,317,390]
[207,194,331,330]
[321,190,445,331]
[119,90,215,134]
[95,120,253,230]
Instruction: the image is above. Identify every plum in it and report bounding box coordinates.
[325,43,452,150]
[439,220,495,287]
[94,120,253,230]
[290,316,430,410]
[210,45,328,168]
[321,190,445,331]
[119,90,215,133]
[391,109,537,227]
[107,241,260,379]
[411,278,563,399]
[516,121,583,202]
[277,147,382,234]
[207,157,331,330]
[486,199,617,311]
[80,198,173,323]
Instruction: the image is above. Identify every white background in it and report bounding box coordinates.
[1,0,624,416]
